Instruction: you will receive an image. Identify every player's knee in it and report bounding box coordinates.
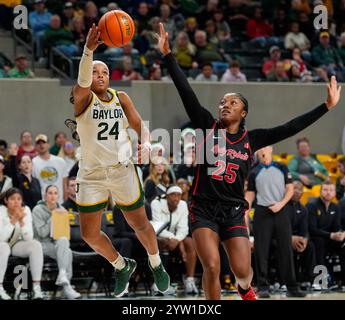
[203,262,220,278]
[234,266,252,282]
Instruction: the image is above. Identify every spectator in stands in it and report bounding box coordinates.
[50,131,67,156]
[297,11,315,41]
[111,56,143,81]
[266,61,289,82]
[62,177,77,212]
[17,131,37,161]
[32,134,68,204]
[193,30,223,65]
[212,9,231,48]
[71,16,86,50]
[177,178,190,203]
[195,62,218,82]
[160,4,175,41]
[198,0,219,27]
[0,188,44,300]
[151,185,198,295]
[29,0,52,60]
[221,60,247,83]
[62,140,77,174]
[144,157,171,203]
[8,144,41,210]
[225,0,249,38]
[148,63,162,80]
[83,1,99,32]
[288,137,329,187]
[336,157,345,201]
[246,6,279,48]
[288,60,313,82]
[312,31,345,82]
[290,181,317,288]
[205,20,220,47]
[44,15,80,57]
[307,182,345,289]
[145,16,161,49]
[32,185,81,299]
[0,155,12,194]
[246,146,306,298]
[185,17,198,44]
[8,55,35,79]
[0,140,8,160]
[273,8,289,37]
[135,2,151,35]
[262,45,286,78]
[61,2,75,30]
[339,32,345,65]
[172,31,196,71]
[284,22,310,56]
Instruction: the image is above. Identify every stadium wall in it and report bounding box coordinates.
[0,79,344,154]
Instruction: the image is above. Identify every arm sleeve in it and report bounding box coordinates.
[287,158,301,180]
[307,203,331,239]
[164,53,215,129]
[248,103,329,152]
[21,207,34,241]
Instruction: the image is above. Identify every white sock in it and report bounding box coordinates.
[148,252,161,268]
[111,254,126,270]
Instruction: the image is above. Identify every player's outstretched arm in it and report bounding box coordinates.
[73,24,102,116]
[249,76,342,152]
[157,23,214,129]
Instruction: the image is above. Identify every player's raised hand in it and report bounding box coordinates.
[326,76,342,110]
[157,22,171,56]
[85,23,102,51]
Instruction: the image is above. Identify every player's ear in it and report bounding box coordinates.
[241,109,247,119]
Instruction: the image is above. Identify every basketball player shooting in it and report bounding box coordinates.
[72,24,170,297]
[157,23,342,300]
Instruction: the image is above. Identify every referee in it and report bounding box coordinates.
[246,146,306,298]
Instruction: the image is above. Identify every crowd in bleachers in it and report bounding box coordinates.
[0,127,345,299]
[1,0,345,81]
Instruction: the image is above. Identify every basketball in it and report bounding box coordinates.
[98,10,135,48]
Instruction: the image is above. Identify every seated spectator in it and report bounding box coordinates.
[62,140,77,174]
[160,4,175,41]
[284,22,310,56]
[197,0,219,27]
[134,2,151,35]
[62,177,77,212]
[177,178,191,203]
[312,31,345,82]
[172,31,196,70]
[246,6,279,48]
[220,60,247,83]
[262,46,288,78]
[50,131,67,156]
[32,134,68,204]
[273,8,289,37]
[0,140,10,175]
[61,2,75,30]
[151,185,198,295]
[195,62,218,82]
[290,181,316,287]
[145,16,161,49]
[83,1,99,32]
[288,60,313,82]
[185,17,198,44]
[17,131,37,162]
[205,20,220,47]
[0,188,44,300]
[8,55,35,79]
[32,185,81,299]
[288,137,329,187]
[148,63,162,80]
[194,30,224,65]
[44,15,80,57]
[307,182,345,289]
[29,0,52,60]
[266,61,289,82]
[0,155,12,195]
[336,157,345,201]
[111,56,143,81]
[8,146,41,210]
[212,9,231,47]
[71,16,86,51]
[144,157,171,203]
[297,11,315,41]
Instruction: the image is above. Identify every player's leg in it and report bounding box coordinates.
[182,236,198,294]
[123,206,170,293]
[192,228,221,300]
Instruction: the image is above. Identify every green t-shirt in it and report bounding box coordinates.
[8,68,34,78]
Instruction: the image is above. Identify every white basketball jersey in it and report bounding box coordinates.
[76,88,132,169]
